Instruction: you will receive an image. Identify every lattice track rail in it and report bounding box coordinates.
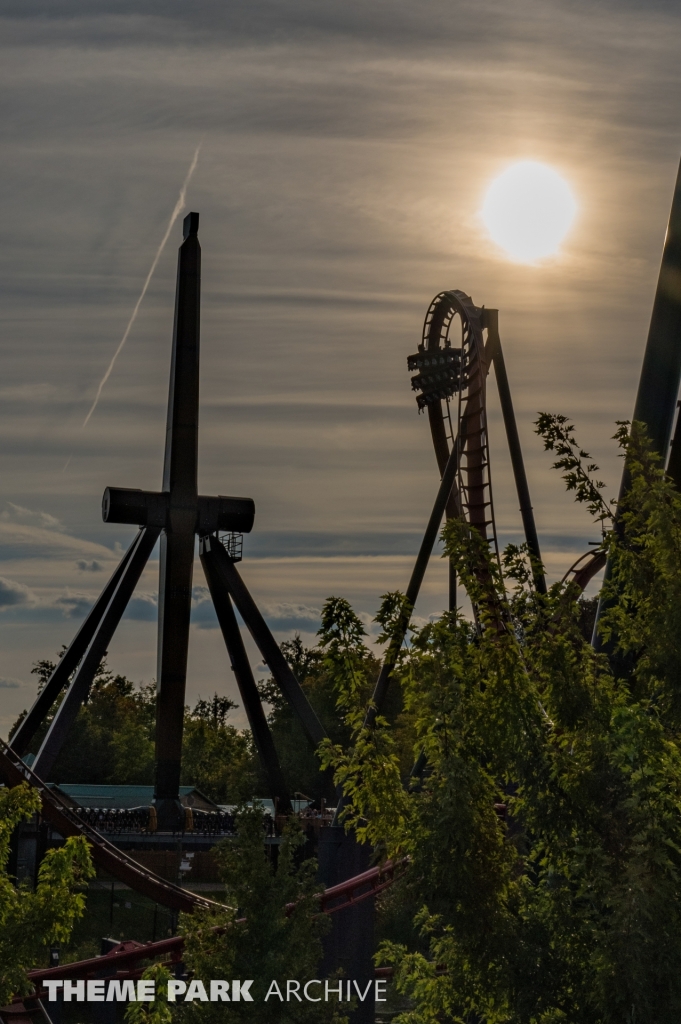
[415,289,604,602]
[418,290,502,604]
[0,736,405,1010]
[0,738,224,915]
[0,863,404,1016]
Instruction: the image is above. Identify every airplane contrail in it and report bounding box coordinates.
[82,145,201,428]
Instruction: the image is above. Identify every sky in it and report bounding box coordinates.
[1,0,681,735]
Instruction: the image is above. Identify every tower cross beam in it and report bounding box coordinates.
[102,486,254,535]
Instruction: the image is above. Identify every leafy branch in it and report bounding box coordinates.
[535,412,616,532]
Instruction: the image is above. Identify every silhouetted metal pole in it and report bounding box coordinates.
[200,538,292,812]
[628,159,681,461]
[366,434,462,727]
[154,212,201,821]
[10,534,140,757]
[33,527,160,779]
[204,537,328,748]
[667,400,681,488]
[593,157,681,645]
[484,309,546,594]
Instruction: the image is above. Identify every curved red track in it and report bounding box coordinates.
[420,289,605,599]
[1,738,402,917]
[19,859,402,994]
[0,737,224,914]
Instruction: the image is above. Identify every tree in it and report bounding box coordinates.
[11,658,157,786]
[180,714,257,805]
[10,666,260,803]
[0,783,94,1005]
[125,963,173,1024]
[178,804,347,1023]
[258,628,410,804]
[319,419,681,1024]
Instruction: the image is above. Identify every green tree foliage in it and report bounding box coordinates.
[319,420,681,1024]
[11,663,258,804]
[178,804,346,1023]
[255,633,354,802]
[180,707,257,805]
[0,783,94,1004]
[12,658,157,786]
[259,626,411,803]
[125,963,174,1024]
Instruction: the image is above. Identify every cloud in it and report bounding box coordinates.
[124,593,158,622]
[0,520,116,563]
[0,503,64,532]
[54,592,92,619]
[191,586,218,629]
[76,559,104,572]
[0,677,23,689]
[261,602,322,633]
[189,590,323,633]
[54,589,159,622]
[0,576,35,608]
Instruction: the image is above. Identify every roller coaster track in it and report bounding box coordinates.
[0,735,402,928]
[0,737,403,1014]
[420,289,500,562]
[14,860,404,998]
[414,290,604,602]
[0,866,403,1019]
[561,547,607,591]
[0,865,393,1016]
[0,738,223,915]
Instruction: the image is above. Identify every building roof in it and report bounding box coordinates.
[51,784,219,812]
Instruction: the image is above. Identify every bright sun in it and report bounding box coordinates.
[481,161,577,263]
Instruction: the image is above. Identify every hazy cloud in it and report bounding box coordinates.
[76,559,104,572]
[0,677,23,689]
[0,577,35,608]
[124,593,158,622]
[0,520,115,563]
[261,602,322,633]
[190,591,323,633]
[191,586,218,629]
[54,593,92,619]
[1,503,64,532]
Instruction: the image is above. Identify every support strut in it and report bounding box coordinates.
[9,534,140,757]
[199,535,327,749]
[593,156,681,646]
[200,537,292,812]
[484,309,546,594]
[32,526,160,780]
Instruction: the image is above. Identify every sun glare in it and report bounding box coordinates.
[481,161,577,263]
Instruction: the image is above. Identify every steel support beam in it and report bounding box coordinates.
[154,213,201,814]
[593,158,681,645]
[367,427,462,729]
[668,401,681,489]
[330,431,463,831]
[201,535,327,748]
[200,538,292,812]
[628,158,681,461]
[484,309,546,594]
[32,527,160,780]
[10,535,140,757]
[425,304,461,613]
